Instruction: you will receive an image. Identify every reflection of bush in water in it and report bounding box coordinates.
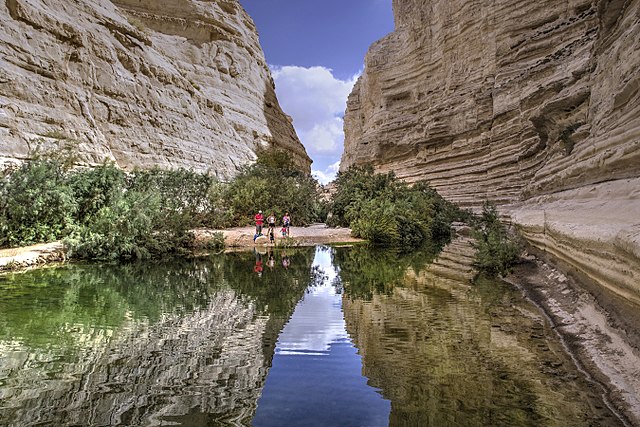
[0,250,317,349]
[217,247,318,317]
[332,245,440,300]
[0,260,223,348]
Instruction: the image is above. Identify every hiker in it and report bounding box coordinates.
[282,212,291,236]
[281,226,287,238]
[254,210,264,239]
[267,212,276,239]
[269,227,275,243]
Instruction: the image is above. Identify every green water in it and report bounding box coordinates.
[0,246,619,426]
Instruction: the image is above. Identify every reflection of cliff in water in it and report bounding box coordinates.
[0,249,315,426]
[336,243,619,426]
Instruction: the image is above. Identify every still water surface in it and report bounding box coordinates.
[0,245,620,426]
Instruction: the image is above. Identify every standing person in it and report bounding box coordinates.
[282,212,291,237]
[254,210,264,240]
[267,212,276,238]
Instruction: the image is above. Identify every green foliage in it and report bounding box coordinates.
[1,148,323,261]
[472,202,521,276]
[0,159,212,260]
[67,163,126,224]
[65,189,194,261]
[329,166,459,250]
[65,167,219,260]
[223,147,322,225]
[0,159,77,247]
[277,236,298,248]
[332,244,439,300]
[128,167,214,227]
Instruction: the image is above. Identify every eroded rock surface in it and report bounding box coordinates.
[0,0,310,177]
[342,0,639,303]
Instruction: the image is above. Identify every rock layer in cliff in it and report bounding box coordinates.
[343,0,638,204]
[0,0,311,177]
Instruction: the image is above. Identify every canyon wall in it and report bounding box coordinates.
[342,0,640,304]
[0,0,311,178]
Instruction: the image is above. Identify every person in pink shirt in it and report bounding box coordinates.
[282,212,291,236]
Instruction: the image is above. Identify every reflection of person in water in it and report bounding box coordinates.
[281,251,290,269]
[254,248,263,276]
[267,250,275,270]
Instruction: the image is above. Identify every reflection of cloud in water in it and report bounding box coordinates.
[275,247,347,356]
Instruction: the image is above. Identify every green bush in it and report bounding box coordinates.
[129,167,214,226]
[223,147,322,225]
[67,162,126,224]
[472,202,521,276]
[65,189,194,261]
[0,159,77,247]
[329,166,458,250]
[201,231,225,251]
[1,148,322,260]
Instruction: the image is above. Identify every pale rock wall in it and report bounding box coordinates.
[342,0,640,303]
[0,0,311,177]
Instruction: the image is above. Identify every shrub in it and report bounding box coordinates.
[223,147,322,225]
[1,147,321,260]
[472,202,521,276]
[129,167,214,226]
[0,159,77,247]
[65,190,194,261]
[67,162,126,224]
[202,231,225,251]
[329,166,457,250]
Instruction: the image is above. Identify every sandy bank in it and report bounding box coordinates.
[0,242,65,270]
[195,224,363,248]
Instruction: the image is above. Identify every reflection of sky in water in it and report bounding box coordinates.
[254,246,390,427]
[275,247,347,356]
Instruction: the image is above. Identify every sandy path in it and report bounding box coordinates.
[194,224,363,248]
[0,242,65,270]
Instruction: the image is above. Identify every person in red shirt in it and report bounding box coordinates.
[254,210,264,237]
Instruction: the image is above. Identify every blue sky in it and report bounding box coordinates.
[240,0,395,183]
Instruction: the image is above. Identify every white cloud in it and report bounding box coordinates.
[271,65,358,166]
[312,160,341,185]
[302,117,343,153]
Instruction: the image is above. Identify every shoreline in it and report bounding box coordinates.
[0,242,65,271]
[194,224,364,248]
[506,257,640,426]
[0,225,362,272]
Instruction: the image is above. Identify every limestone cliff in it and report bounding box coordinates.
[0,0,311,177]
[342,0,640,304]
